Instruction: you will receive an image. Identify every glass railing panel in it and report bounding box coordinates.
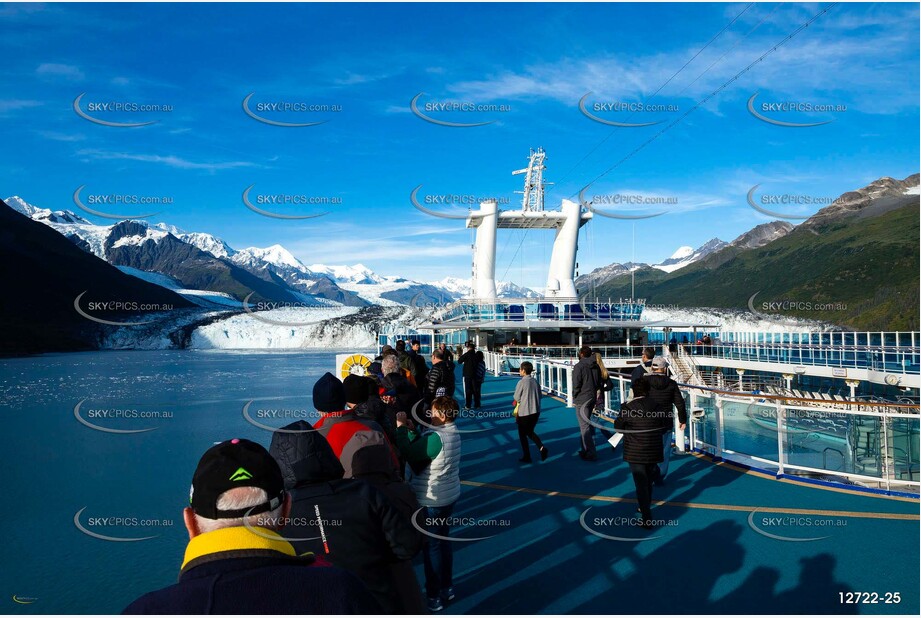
[722,400,780,463]
[692,394,718,452]
[786,407,852,471]
[781,407,881,478]
[889,416,920,482]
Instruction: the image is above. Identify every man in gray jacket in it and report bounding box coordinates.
[572,345,601,461]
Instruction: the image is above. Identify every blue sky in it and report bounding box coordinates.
[2,2,918,289]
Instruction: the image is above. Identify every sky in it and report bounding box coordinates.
[1,2,918,290]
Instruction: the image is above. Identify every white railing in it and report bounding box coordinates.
[535,358,575,408]
[526,356,920,493]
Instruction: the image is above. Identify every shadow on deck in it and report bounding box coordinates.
[420,373,920,615]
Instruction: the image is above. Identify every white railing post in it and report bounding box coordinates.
[566,365,574,408]
[776,402,785,476]
[715,398,725,460]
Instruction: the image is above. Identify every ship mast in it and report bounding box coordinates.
[512,148,551,212]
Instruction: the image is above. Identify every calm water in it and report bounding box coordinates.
[1,349,366,614]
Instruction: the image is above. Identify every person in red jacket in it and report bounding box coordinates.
[312,372,399,479]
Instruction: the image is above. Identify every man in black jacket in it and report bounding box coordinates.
[457,342,480,409]
[630,346,657,389]
[424,349,456,405]
[270,421,423,614]
[645,357,687,484]
[123,438,378,615]
[615,377,663,529]
[410,340,429,384]
[572,345,602,461]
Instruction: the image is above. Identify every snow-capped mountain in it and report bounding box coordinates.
[179,231,236,259]
[577,237,729,289]
[5,195,93,224]
[308,263,385,286]
[574,262,646,292]
[432,276,540,299]
[6,194,550,311]
[654,238,728,273]
[232,246,366,306]
[801,173,919,229]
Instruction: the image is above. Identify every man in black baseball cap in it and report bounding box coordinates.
[123,438,379,614]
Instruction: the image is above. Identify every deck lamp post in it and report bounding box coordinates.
[782,373,794,392]
[845,379,860,400]
[735,368,746,391]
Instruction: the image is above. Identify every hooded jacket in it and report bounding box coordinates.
[645,372,688,427]
[313,409,398,479]
[351,441,426,614]
[572,356,601,407]
[269,422,423,614]
[615,396,665,464]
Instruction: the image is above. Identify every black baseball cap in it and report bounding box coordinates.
[190,438,285,520]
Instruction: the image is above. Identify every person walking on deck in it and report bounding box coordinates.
[474,350,486,407]
[593,352,616,445]
[630,347,656,391]
[514,361,547,463]
[572,345,602,461]
[645,357,687,484]
[458,342,481,409]
[614,377,663,529]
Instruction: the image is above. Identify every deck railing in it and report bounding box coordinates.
[684,342,920,374]
[508,354,920,493]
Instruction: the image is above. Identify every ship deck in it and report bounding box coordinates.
[429,371,920,615]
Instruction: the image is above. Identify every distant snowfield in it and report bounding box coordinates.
[642,306,837,333]
[189,306,367,349]
[117,266,243,308]
[336,281,413,306]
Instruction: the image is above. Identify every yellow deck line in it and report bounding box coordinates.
[460,480,920,521]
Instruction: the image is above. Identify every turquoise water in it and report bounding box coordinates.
[1,350,361,614]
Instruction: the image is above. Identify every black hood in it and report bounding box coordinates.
[646,373,672,390]
[269,420,344,489]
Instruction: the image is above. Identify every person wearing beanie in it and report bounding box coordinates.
[313,372,399,479]
[122,438,378,614]
[645,357,687,484]
[349,374,397,444]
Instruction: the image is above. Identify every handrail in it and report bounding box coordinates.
[523,354,919,491]
[672,382,920,410]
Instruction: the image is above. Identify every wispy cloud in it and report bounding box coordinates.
[0,99,42,113]
[439,4,918,114]
[36,62,85,81]
[76,149,259,171]
[36,130,84,142]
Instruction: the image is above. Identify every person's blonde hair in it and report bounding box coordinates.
[594,352,609,380]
